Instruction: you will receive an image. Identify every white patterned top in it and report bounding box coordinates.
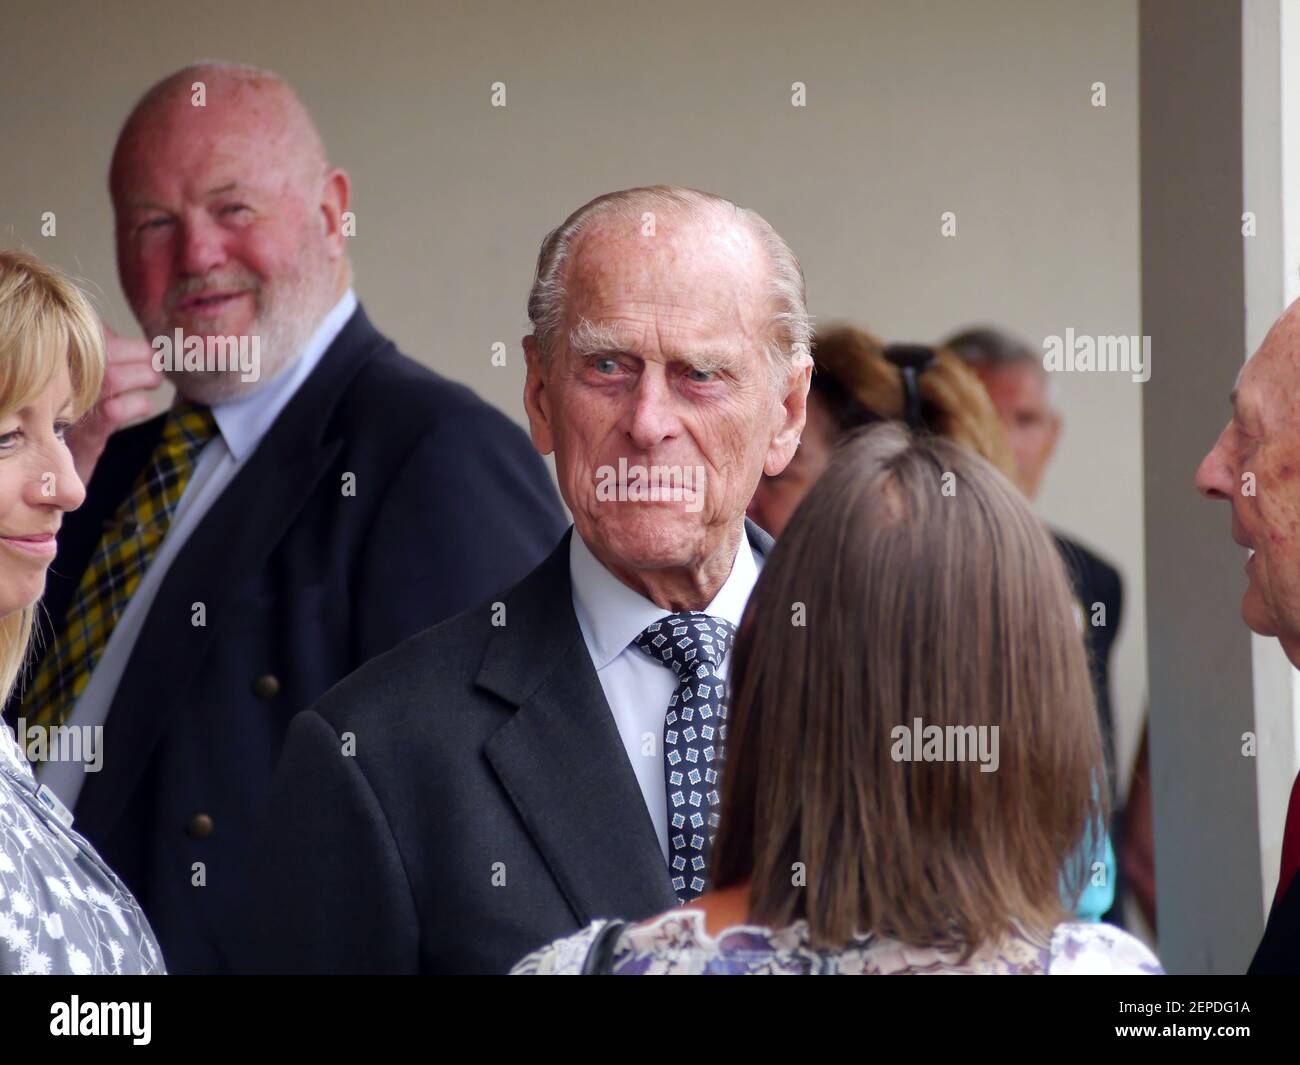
[0,719,163,974]
[511,910,1163,975]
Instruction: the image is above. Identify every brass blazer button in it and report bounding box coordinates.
[185,813,214,840]
[251,674,281,700]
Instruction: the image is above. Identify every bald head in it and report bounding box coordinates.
[110,62,351,404]
[111,63,327,200]
[1256,296,1300,373]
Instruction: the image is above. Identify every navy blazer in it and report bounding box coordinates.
[245,520,774,975]
[1053,531,1123,792]
[1250,874,1300,974]
[4,305,567,973]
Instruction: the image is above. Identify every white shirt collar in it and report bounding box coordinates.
[569,524,759,671]
[211,289,358,462]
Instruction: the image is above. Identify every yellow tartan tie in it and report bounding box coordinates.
[21,402,218,738]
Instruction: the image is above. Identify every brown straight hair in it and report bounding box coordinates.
[711,422,1104,954]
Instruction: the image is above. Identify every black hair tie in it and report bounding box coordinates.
[883,344,938,431]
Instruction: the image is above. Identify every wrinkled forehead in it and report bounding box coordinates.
[563,214,772,346]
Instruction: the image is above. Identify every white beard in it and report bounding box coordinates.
[145,240,337,406]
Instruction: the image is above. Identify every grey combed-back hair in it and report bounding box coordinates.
[526,186,812,383]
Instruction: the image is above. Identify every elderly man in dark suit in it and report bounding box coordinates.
[1197,301,1300,974]
[2,62,566,973]
[247,185,813,974]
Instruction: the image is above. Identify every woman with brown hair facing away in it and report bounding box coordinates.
[513,425,1160,974]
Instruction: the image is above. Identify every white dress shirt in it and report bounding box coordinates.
[41,290,358,808]
[568,528,760,863]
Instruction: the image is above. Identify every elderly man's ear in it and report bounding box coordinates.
[522,334,556,456]
[763,354,813,478]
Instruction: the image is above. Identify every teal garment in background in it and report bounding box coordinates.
[1065,821,1117,922]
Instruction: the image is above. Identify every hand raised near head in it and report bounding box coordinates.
[66,321,163,484]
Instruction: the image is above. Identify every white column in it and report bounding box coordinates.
[1142,0,1268,973]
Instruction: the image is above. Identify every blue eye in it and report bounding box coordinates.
[687,369,715,383]
[0,431,20,451]
[54,420,72,441]
[594,357,618,374]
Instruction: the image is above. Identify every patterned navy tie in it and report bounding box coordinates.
[632,612,737,904]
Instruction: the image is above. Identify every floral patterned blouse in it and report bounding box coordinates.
[0,719,164,974]
[511,910,1163,975]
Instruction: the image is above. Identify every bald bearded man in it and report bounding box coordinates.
[3,62,565,973]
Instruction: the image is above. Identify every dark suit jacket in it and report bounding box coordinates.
[1053,532,1123,791]
[3,305,567,973]
[1251,872,1300,974]
[1250,772,1300,974]
[244,519,774,975]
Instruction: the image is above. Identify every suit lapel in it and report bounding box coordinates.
[73,307,391,838]
[743,516,775,560]
[480,521,774,925]
[481,530,679,924]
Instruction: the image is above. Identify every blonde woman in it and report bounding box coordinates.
[515,426,1161,974]
[0,250,162,974]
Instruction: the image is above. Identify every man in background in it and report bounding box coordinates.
[4,61,566,972]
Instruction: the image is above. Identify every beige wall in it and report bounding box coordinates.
[1,0,1145,783]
